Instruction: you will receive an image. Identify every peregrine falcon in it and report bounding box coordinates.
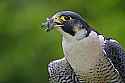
[41,11,125,83]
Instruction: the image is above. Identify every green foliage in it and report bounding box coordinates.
[0,0,125,83]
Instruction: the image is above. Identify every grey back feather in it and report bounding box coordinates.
[104,39,125,82]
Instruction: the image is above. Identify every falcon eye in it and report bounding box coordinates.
[60,16,72,21]
[64,16,71,20]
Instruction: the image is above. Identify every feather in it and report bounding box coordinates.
[104,39,125,82]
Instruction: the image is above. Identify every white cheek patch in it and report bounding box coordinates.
[75,29,87,40]
[55,26,88,41]
[73,23,82,32]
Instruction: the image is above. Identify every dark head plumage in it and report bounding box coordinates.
[41,11,99,37]
[54,11,84,21]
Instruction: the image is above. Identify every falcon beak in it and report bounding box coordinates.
[41,16,64,32]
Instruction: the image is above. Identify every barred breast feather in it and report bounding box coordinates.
[48,58,83,83]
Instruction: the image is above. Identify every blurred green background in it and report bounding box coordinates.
[0,0,125,83]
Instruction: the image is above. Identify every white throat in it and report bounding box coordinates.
[62,31,104,73]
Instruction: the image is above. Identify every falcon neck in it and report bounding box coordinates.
[62,31,104,73]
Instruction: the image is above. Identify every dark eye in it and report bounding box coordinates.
[64,16,71,20]
[60,16,72,21]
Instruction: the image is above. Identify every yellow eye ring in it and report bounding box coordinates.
[60,16,71,21]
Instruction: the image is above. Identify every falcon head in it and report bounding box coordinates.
[41,11,96,40]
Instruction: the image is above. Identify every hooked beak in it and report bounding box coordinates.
[41,17,64,32]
